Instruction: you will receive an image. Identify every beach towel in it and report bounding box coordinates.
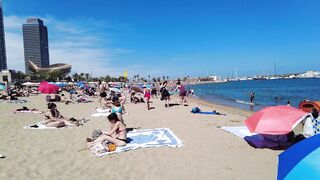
[95,108,110,113]
[91,128,183,157]
[91,112,111,117]
[24,121,71,129]
[15,110,43,114]
[194,112,219,115]
[220,126,293,149]
[6,99,28,104]
[191,107,224,115]
[220,126,257,139]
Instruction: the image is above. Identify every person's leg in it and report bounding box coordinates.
[144,98,150,110]
[45,121,65,128]
[87,134,126,147]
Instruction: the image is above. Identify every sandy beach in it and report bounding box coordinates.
[0,94,280,180]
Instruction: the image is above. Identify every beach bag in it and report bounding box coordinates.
[191,107,201,113]
[92,129,103,140]
[312,118,320,135]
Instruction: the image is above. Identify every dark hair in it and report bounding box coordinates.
[47,103,57,109]
[112,96,119,103]
[312,108,319,119]
[107,113,119,122]
[177,81,181,85]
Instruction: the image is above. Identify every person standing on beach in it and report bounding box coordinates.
[160,81,170,107]
[143,85,151,110]
[250,92,255,103]
[175,81,187,106]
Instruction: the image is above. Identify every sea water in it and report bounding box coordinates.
[188,78,320,111]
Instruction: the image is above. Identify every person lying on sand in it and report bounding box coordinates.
[86,113,127,148]
[44,103,86,127]
[14,106,43,114]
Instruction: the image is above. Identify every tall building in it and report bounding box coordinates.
[23,18,50,73]
[0,0,7,71]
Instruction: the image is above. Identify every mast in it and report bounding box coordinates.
[274,61,277,76]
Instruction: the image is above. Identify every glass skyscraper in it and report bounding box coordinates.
[23,18,50,73]
[0,1,7,72]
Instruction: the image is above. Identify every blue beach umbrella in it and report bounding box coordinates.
[277,134,320,180]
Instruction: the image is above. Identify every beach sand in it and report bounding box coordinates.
[0,94,280,180]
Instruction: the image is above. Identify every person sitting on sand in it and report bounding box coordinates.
[302,108,320,138]
[44,103,82,127]
[130,91,143,104]
[86,113,127,148]
[14,106,43,114]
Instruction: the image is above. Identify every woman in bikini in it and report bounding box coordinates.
[87,113,127,147]
[104,96,125,121]
[44,103,81,127]
[143,85,151,110]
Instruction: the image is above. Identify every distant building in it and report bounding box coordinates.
[298,71,320,78]
[0,70,17,83]
[23,18,50,74]
[0,1,7,72]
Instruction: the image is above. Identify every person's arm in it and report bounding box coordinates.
[103,122,120,136]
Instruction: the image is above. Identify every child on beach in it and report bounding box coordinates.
[86,113,127,148]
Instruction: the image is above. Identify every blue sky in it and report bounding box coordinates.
[3,0,320,78]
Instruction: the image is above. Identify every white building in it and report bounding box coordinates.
[298,71,320,78]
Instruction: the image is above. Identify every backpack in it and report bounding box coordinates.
[191,107,201,113]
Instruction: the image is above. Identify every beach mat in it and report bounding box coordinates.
[15,110,43,114]
[92,128,183,157]
[220,126,257,139]
[91,113,111,117]
[24,121,71,129]
[195,112,217,115]
[95,108,110,113]
[3,99,28,104]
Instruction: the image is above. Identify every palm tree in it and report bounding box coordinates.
[166,76,169,81]
[162,76,165,81]
[72,73,79,81]
[85,73,90,82]
[148,75,151,82]
[137,74,140,82]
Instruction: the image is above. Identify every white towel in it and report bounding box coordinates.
[91,112,111,117]
[92,128,183,157]
[220,126,257,139]
[24,121,71,129]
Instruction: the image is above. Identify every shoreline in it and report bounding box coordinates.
[187,95,253,118]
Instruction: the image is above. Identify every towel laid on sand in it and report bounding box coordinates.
[220,126,293,149]
[91,108,111,117]
[220,126,257,139]
[91,112,111,117]
[95,108,110,113]
[4,99,28,104]
[24,121,71,129]
[92,128,183,157]
[15,110,43,114]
